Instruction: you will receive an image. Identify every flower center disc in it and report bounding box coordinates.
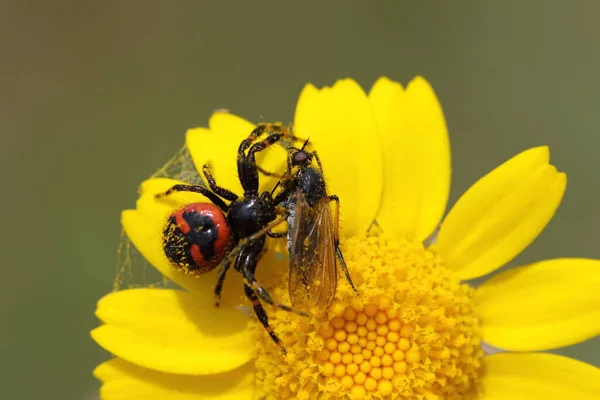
[252,234,482,400]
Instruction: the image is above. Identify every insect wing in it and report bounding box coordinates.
[288,194,337,313]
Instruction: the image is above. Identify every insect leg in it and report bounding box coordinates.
[272,180,294,204]
[312,150,324,173]
[266,230,287,238]
[202,164,239,201]
[329,195,341,240]
[155,184,228,213]
[257,164,284,178]
[329,194,359,294]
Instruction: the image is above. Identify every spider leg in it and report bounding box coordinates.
[202,164,238,201]
[237,242,307,317]
[154,184,228,212]
[237,124,267,158]
[236,241,287,354]
[241,132,286,193]
[228,222,307,317]
[220,212,289,270]
[244,283,286,355]
[244,273,307,316]
[237,123,285,190]
[213,255,234,307]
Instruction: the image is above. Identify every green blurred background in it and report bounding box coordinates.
[1,1,599,399]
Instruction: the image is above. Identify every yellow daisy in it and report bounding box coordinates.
[92,77,600,399]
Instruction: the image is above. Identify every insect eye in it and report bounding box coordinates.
[293,151,309,165]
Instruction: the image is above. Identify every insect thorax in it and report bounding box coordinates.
[296,167,326,207]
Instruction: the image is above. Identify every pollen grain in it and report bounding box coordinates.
[252,233,482,400]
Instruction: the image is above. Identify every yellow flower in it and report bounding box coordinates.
[92,77,600,399]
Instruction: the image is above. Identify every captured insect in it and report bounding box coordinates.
[269,139,358,314]
[156,123,303,354]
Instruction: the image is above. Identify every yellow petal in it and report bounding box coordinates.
[91,289,253,375]
[475,258,600,351]
[437,146,566,280]
[370,76,451,242]
[94,358,255,399]
[481,353,600,400]
[122,178,246,307]
[186,111,286,194]
[294,79,383,237]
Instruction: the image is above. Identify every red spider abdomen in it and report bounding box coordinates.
[163,203,231,273]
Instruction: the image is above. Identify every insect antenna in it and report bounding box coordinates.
[300,136,310,151]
